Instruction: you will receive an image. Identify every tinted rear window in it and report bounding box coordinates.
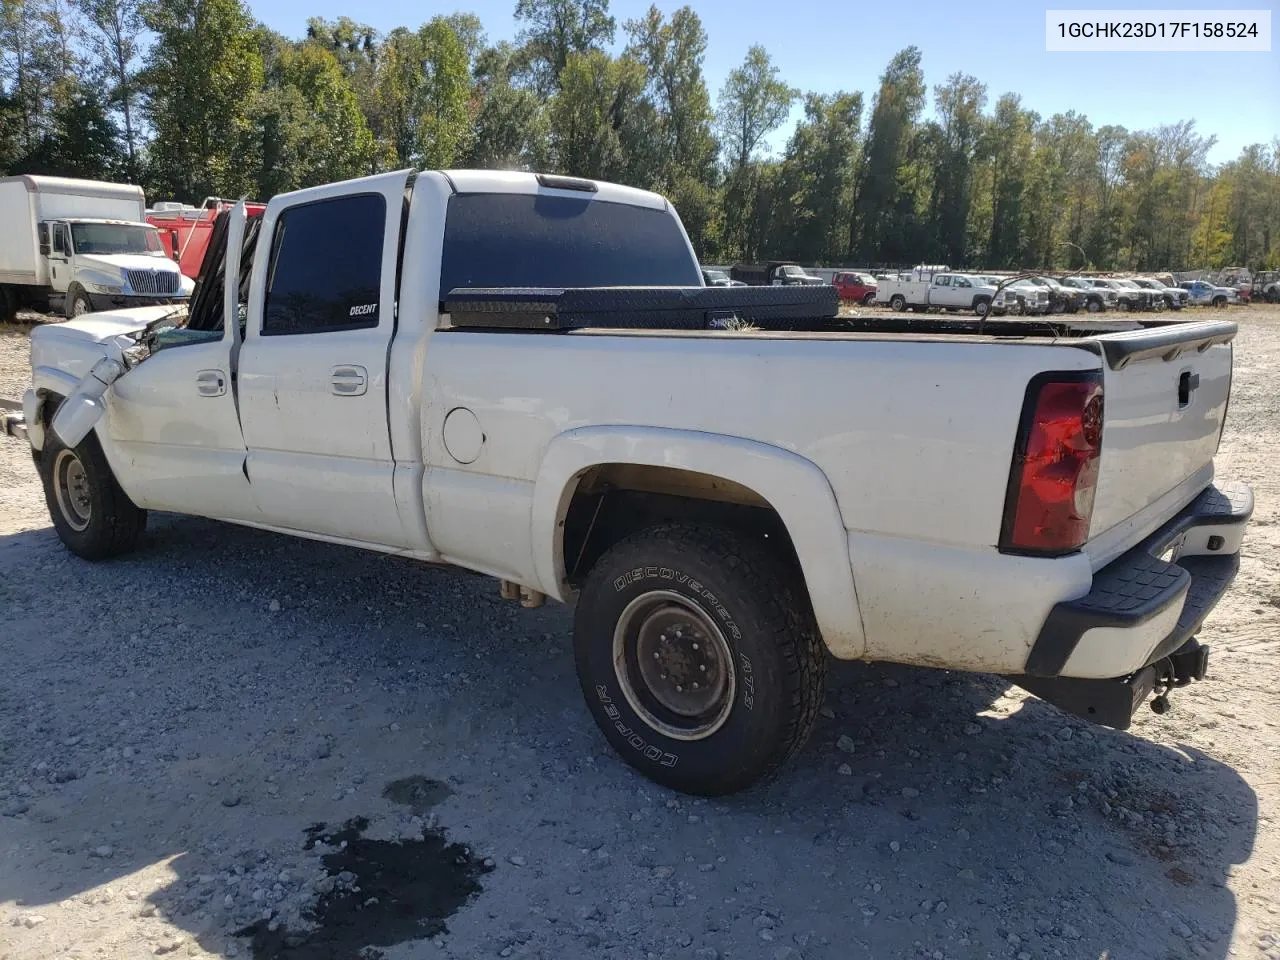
[439,193,699,293]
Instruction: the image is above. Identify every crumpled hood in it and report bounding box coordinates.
[33,306,180,345]
[30,307,186,383]
[76,253,181,276]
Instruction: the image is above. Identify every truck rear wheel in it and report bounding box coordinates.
[0,285,16,324]
[889,295,906,312]
[39,428,146,560]
[973,296,991,318]
[573,523,826,796]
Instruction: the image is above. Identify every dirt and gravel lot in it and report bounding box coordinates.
[1,307,1278,960]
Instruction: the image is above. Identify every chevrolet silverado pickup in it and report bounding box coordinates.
[2,169,1252,796]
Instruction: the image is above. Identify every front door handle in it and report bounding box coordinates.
[195,369,226,397]
[331,365,368,396]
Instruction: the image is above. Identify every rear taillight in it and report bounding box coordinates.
[1000,373,1104,555]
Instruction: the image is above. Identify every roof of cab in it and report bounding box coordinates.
[440,170,668,211]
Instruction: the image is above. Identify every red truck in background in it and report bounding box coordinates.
[832,271,878,305]
[147,197,266,280]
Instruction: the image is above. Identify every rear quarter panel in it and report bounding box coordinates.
[421,333,1097,549]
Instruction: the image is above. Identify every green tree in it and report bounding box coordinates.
[925,72,985,264]
[851,46,926,262]
[463,41,547,170]
[415,17,471,167]
[715,45,796,259]
[76,0,145,179]
[256,38,375,195]
[11,76,122,176]
[773,91,863,263]
[514,0,614,95]
[547,48,649,182]
[141,0,263,201]
[623,5,717,250]
[1,0,64,153]
[715,44,795,172]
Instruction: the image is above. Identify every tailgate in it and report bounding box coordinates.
[1088,320,1236,537]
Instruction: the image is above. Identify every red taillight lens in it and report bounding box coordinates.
[1001,376,1104,554]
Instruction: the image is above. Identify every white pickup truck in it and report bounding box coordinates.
[875,266,1000,317]
[2,169,1253,796]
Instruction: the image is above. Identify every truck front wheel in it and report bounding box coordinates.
[973,297,991,318]
[39,428,146,560]
[573,523,826,796]
[65,284,93,319]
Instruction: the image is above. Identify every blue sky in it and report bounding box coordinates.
[252,0,1279,166]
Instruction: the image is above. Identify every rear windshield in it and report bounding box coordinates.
[439,192,699,293]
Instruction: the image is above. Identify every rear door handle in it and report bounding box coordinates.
[331,365,368,396]
[195,369,226,397]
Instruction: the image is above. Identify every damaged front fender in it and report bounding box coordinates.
[49,357,127,448]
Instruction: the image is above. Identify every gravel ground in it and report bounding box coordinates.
[1,307,1278,960]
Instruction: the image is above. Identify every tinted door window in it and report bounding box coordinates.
[262,193,385,336]
[439,193,700,293]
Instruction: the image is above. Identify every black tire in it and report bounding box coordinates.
[0,284,17,324]
[889,294,906,312]
[65,284,93,319]
[1086,298,1103,314]
[39,426,146,560]
[861,292,876,306]
[1050,299,1066,315]
[973,296,991,318]
[573,523,826,796]
[1212,296,1227,308]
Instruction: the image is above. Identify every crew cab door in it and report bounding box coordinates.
[930,274,955,306]
[104,205,258,520]
[236,170,415,547]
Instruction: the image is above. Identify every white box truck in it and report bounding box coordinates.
[0,175,193,322]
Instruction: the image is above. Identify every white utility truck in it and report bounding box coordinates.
[875,264,1000,316]
[1,169,1252,796]
[0,175,193,322]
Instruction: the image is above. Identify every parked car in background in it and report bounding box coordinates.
[1219,267,1252,302]
[1253,271,1280,303]
[1090,278,1152,311]
[1002,278,1051,315]
[832,271,877,305]
[1058,275,1116,313]
[1131,277,1189,310]
[731,261,825,286]
[1029,276,1084,314]
[1180,280,1239,307]
[701,268,745,287]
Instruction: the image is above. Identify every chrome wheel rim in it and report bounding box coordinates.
[612,590,736,741]
[53,449,92,531]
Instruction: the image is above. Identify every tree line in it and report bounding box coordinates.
[3,0,1277,270]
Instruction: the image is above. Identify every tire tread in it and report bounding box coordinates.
[580,522,826,793]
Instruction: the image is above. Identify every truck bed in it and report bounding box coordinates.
[442,284,1235,351]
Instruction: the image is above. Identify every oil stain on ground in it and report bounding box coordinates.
[238,776,491,960]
